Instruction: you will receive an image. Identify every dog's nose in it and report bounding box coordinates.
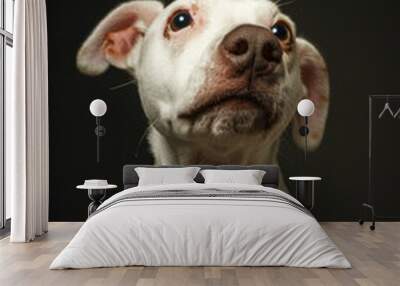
[220,24,283,75]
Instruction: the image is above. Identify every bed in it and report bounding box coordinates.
[50,165,350,269]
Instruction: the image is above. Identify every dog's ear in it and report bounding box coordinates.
[77,1,164,76]
[292,38,330,151]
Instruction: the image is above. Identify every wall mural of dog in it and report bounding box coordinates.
[77,0,329,182]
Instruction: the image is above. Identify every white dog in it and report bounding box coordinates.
[78,0,329,173]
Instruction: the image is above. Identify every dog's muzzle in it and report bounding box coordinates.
[178,24,284,135]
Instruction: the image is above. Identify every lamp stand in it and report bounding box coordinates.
[299,116,309,173]
[94,117,106,163]
[304,116,308,164]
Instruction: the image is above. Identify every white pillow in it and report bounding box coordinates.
[135,167,201,186]
[200,169,266,185]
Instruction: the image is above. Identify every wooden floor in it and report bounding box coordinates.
[0,222,399,286]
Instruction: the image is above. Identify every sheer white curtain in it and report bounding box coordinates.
[6,0,49,242]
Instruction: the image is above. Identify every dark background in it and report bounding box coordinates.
[46,0,400,221]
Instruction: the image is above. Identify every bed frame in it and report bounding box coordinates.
[123,165,280,190]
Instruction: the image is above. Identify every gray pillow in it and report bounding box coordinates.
[200,169,266,185]
[135,167,201,186]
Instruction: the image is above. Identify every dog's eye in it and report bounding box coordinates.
[271,22,291,43]
[170,10,193,32]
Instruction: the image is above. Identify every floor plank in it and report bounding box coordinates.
[0,222,399,286]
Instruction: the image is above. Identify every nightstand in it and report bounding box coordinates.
[77,183,117,217]
[289,177,322,210]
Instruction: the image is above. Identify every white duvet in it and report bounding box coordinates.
[50,183,351,269]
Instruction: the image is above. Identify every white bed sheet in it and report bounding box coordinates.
[50,183,350,269]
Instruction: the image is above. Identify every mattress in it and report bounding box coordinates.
[50,183,351,269]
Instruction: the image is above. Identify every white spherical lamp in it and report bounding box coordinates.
[297,99,315,117]
[297,99,316,169]
[89,99,107,163]
[90,99,107,117]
